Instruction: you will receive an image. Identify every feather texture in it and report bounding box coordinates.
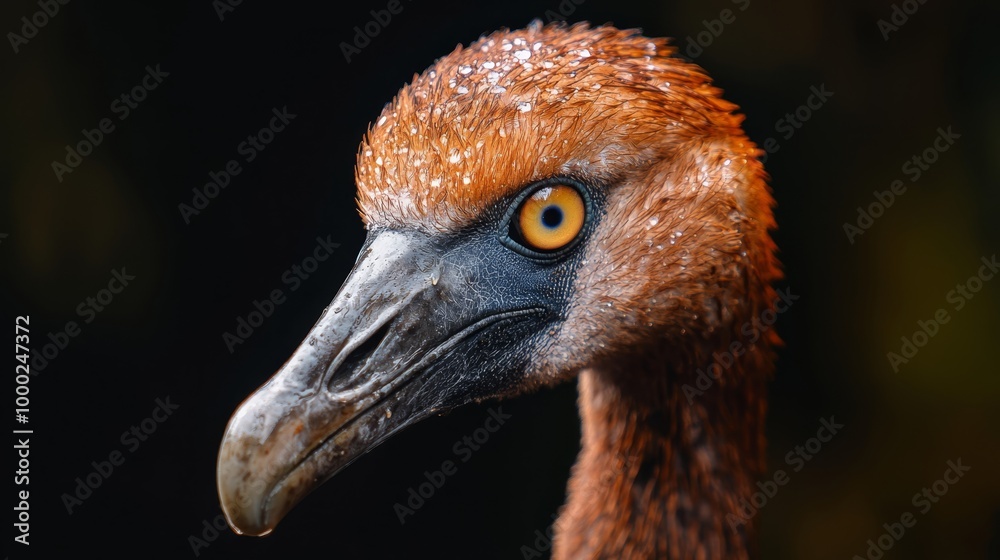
[356,22,781,559]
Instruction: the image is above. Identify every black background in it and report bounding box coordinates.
[3,0,999,558]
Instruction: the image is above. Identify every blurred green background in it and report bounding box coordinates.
[1,0,997,558]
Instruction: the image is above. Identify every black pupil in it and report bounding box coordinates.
[541,206,563,228]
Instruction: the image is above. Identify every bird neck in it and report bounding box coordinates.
[553,345,770,559]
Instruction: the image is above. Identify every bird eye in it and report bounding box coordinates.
[513,184,586,252]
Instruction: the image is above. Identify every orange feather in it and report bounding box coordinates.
[356,21,781,558]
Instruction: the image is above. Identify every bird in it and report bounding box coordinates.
[217,21,780,559]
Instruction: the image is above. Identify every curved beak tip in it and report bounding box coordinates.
[217,394,324,538]
[217,486,277,537]
[217,427,284,537]
[228,518,274,538]
[217,492,269,537]
[216,230,536,538]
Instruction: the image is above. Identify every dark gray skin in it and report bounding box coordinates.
[217,178,602,536]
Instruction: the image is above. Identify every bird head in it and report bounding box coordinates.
[218,22,778,536]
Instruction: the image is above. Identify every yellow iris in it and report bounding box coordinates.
[517,185,586,251]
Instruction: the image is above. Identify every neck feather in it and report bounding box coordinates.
[552,343,772,560]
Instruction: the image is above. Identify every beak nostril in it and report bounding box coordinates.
[327,322,393,392]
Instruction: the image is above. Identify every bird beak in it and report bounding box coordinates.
[217,230,543,536]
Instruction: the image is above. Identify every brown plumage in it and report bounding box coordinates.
[357,23,779,557]
[218,21,780,560]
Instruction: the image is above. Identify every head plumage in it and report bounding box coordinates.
[355,21,748,232]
